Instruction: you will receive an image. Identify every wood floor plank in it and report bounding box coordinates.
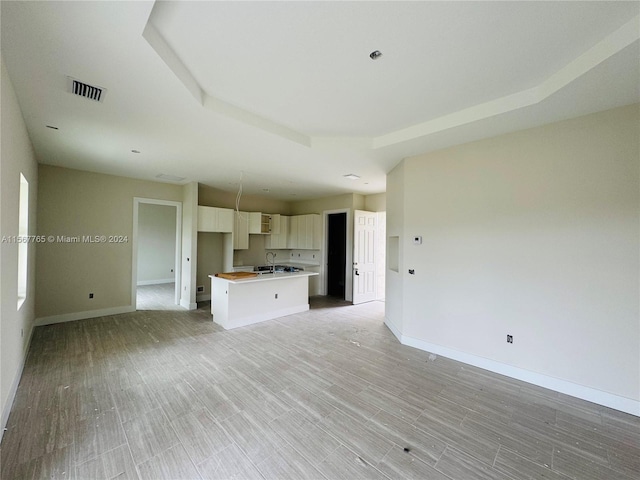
[493,447,571,480]
[268,409,340,466]
[2,296,638,479]
[376,445,451,480]
[75,409,126,465]
[75,444,139,480]
[197,443,264,480]
[170,407,231,465]
[122,409,180,465]
[137,444,201,480]
[317,445,390,480]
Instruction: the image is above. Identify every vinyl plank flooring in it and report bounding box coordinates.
[255,446,327,480]
[137,444,201,480]
[552,445,638,480]
[11,444,76,480]
[435,446,514,480]
[75,409,126,465]
[461,411,554,467]
[493,447,572,480]
[170,407,231,465]
[2,297,638,480]
[357,385,426,422]
[197,443,264,480]
[75,444,139,480]
[376,445,450,480]
[219,411,287,465]
[318,410,394,465]
[317,445,390,480]
[365,409,447,466]
[268,409,340,466]
[122,408,180,465]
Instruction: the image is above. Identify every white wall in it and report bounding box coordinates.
[1,56,39,438]
[137,203,176,284]
[36,166,184,322]
[196,232,225,300]
[385,161,405,337]
[181,182,198,309]
[386,104,639,414]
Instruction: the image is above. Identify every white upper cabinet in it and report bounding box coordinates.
[197,206,233,233]
[266,215,288,249]
[284,214,320,250]
[249,212,274,234]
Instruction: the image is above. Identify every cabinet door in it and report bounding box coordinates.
[312,214,322,249]
[270,214,280,235]
[279,216,289,248]
[197,206,216,232]
[248,212,262,234]
[297,215,308,249]
[217,208,233,233]
[305,215,315,249]
[288,216,298,249]
[234,211,249,249]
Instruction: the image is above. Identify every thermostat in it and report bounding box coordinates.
[413,236,422,245]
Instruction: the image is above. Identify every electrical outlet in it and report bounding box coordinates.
[507,335,513,344]
[89,293,94,299]
[197,285,204,293]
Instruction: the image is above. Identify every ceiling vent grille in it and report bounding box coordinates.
[67,77,106,102]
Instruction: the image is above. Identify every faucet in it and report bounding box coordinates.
[265,251,276,273]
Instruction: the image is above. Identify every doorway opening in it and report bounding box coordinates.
[327,212,347,299]
[132,198,182,310]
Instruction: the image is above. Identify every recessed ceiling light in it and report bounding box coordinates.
[343,174,360,180]
[46,125,59,130]
[369,50,382,60]
[131,149,141,154]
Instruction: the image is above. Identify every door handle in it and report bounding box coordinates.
[355,270,359,276]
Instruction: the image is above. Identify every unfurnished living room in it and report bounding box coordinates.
[1,2,639,479]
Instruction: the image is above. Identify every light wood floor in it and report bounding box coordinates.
[1,297,638,479]
[136,283,183,311]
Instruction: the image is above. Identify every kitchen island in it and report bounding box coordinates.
[209,271,319,330]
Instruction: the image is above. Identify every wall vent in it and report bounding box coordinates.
[67,77,106,102]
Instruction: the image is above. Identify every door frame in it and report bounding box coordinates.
[132,197,183,309]
[322,209,353,302]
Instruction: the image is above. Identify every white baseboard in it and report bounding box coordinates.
[384,316,402,342]
[137,278,175,286]
[1,325,35,443]
[399,334,639,417]
[196,294,211,302]
[214,304,309,330]
[180,299,197,310]
[35,305,135,326]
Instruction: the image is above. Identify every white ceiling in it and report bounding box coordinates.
[2,1,639,200]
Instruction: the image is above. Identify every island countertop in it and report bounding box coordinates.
[209,271,318,284]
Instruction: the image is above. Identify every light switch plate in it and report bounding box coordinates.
[413,236,422,245]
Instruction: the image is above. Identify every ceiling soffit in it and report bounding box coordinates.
[143,3,639,152]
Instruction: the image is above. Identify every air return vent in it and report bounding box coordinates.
[67,77,106,102]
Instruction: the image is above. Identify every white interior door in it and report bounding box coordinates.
[353,210,377,304]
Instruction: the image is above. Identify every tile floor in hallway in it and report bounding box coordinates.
[1,296,638,479]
